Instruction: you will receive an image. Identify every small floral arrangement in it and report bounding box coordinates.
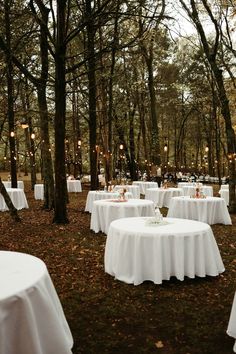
[119,188,127,200]
[162,181,168,189]
[191,188,206,199]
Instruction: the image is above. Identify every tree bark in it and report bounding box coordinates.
[86,0,98,190]
[53,0,68,223]
[4,0,17,188]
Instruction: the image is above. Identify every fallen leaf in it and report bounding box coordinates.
[155,340,164,348]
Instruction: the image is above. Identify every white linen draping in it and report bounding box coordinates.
[219,189,229,206]
[105,217,224,285]
[180,185,213,197]
[177,182,202,188]
[0,251,73,354]
[113,185,140,199]
[67,180,82,192]
[34,183,44,200]
[34,181,82,200]
[85,190,133,213]
[220,185,229,190]
[90,199,155,234]
[132,181,158,195]
[0,188,28,211]
[227,292,236,353]
[145,187,183,207]
[2,181,24,189]
[167,196,231,225]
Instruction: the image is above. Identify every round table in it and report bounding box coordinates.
[227,292,236,353]
[180,185,213,197]
[167,196,231,225]
[113,185,140,199]
[177,182,202,188]
[0,251,73,354]
[90,199,155,234]
[85,190,133,213]
[67,180,82,192]
[145,187,183,208]
[132,181,158,195]
[2,180,24,189]
[34,183,44,200]
[34,181,82,199]
[219,189,229,206]
[105,217,224,285]
[220,184,229,190]
[0,188,28,211]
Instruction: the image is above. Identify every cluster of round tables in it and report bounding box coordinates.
[1,179,234,352]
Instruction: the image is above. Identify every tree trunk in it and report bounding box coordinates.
[129,109,138,181]
[4,0,17,188]
[37,87,55,210]
[53,0,68,223]
[86,0,98,190]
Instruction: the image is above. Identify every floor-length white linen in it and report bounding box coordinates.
[113,185,140,199]
[219,189,229,206]
[85,190,133,213]
[67,180,82,192]
[167,196,231,225]
[145,187,183,207]
[105,217,224,285]
[180,185,213,197]
[0,251,73,354]
[132,181,158,195]
[34,183,44,200]
[0,188,28,211]
[90,199,155,234]
[227,293,236,352]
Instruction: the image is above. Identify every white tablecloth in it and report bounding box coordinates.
[2,181,24,189]
[90,199,155,234]
[145,187,183,207]
[34,183,44,200]
[167,196,231,225]
[113,185,140,199]
[105,217,224,285]
[67,180,82,192]
[0,188,28,211]
[34,181,82,199]
[132,181,158,195]
[0,251,73,354]
[219,189,229,206]
[181,185,213,197]
[177,182,202,188]
[227,292,236,352]
[85,190,133,213]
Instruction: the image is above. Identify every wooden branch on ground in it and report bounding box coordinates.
[0,178,21,222]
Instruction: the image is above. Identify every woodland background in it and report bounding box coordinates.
[0,0,235,222]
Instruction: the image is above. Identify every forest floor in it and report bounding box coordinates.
[0,181,236,354]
